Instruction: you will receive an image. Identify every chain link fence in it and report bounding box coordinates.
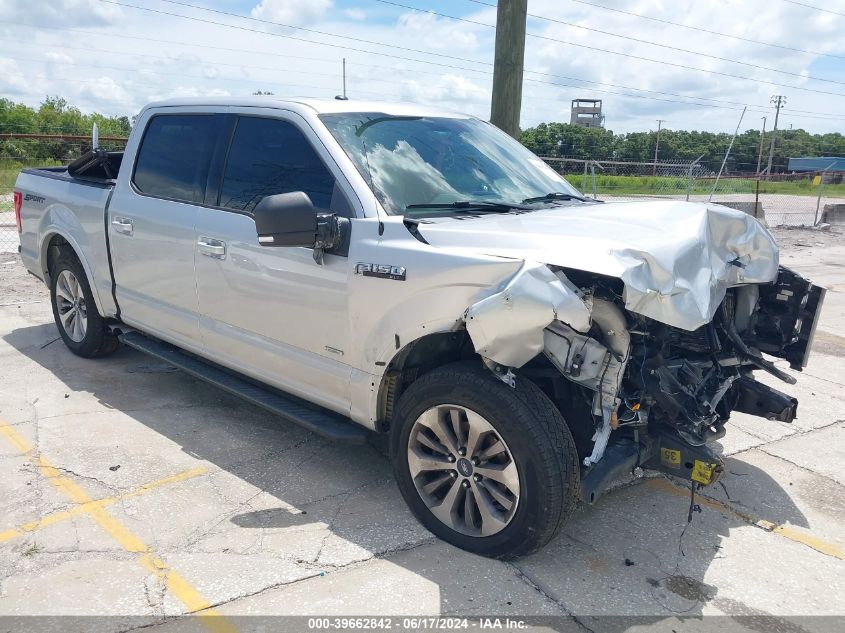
[542,156,844,227]
[0,136,129,254]
[2,139,842,255]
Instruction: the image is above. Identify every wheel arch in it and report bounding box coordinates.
[40,231,106,315]
[375,329,479,432]
[374,330,597,461]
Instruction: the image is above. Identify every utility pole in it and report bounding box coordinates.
[765,95,786,178]
[755,116,767,175]
[490,0,527,139]
[652,119,666,175]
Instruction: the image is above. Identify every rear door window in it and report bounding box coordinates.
[219,116,348,215]
[133,114,218,203]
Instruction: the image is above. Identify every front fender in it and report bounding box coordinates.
[346,218,525,427]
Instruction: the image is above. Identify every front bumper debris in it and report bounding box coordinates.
[579,431,724,505]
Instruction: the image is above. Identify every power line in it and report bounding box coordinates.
[2,19,493,86]
[3,47,757,122]
[4,18,768,115]
[4,38,431,95]
[7,12,844,121]
[123,0,845,98]
[549,0,845,60]
[1,18,789,119]
[378,0,845,86]
[7,29,732,118]
[781,0,845,17]
[33,9,768,116]
[0,54,406,101]
[142,0,492,67]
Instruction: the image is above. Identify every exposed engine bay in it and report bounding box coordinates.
[463,263,825,503]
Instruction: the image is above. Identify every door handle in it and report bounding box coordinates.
[111,217,133,235]
[197,237,226,259]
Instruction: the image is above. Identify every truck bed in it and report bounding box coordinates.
[20,167,116,191]
[16,163,119,319]
[21,149,123,186]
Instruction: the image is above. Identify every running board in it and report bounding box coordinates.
[118,331,369,444]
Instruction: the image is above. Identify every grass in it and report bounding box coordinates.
[564,173,845,197]
[1,161,63,210]
[22,542,41,557]
[1,168,22,197]
[2,160,63,191]
[2,164,842,202]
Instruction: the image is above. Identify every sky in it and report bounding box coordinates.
[0,0,843,135]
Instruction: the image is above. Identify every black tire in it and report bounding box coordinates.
[391,361,579,559]
[50,253,119,358]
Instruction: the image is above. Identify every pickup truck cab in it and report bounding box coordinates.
[14,97,824,558]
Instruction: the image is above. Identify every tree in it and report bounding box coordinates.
[520,121,845,174]
[0,97,134,165]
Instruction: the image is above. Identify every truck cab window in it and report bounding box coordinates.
[219,117,348,215]
[133,115,217,203]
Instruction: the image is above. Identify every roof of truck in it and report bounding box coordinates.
[142,97,472,119]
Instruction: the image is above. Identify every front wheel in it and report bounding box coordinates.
[391,362,579,559]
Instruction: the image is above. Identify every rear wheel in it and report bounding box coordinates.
[391,362,579,559]
[50,255,119,358]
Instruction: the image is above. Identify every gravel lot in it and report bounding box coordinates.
[0,228,843,632]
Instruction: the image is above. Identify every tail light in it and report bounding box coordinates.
[13,191,22,233]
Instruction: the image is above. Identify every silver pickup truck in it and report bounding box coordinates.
[13,97,824,558]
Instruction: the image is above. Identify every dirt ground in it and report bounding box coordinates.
[0,255,43,304]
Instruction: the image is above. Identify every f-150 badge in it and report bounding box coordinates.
[355,262,406,281]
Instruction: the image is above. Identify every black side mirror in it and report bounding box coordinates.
[254,192,318,247]
[254,192,343,263]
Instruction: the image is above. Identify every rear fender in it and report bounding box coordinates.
[39,223,106,317]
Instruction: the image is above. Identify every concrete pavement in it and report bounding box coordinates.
[0,240,843,632]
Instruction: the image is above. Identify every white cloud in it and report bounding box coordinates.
[144,85,232,105]
[519,0,845,132]
[251,0,333,27]
[45,52,74,64]
[400,74,489,109]
[0,0,121,28]
[0,0,840,135]
[396,12,481,52]
[78,76,131,105]
[0,58,29,95]
[344,8,366,21]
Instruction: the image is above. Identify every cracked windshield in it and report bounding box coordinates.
[320,113,583,217]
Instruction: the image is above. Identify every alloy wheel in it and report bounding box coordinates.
[407,404,520,537]
[55,269,88,343]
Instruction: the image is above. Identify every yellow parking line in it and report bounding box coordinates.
[0,421,238,633]
[0,466,208,544]
[765,522,845,561]
[646,477,845,560]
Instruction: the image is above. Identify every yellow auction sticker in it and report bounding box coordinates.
[660,448,681,468]
[692,460,717,485]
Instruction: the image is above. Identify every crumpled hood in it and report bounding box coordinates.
[417,200,779,331]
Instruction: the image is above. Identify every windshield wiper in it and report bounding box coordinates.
[522,192,592,204]
[355,115,422,137]
[405,200,532,212]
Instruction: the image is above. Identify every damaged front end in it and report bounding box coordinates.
[464,262,825,504]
